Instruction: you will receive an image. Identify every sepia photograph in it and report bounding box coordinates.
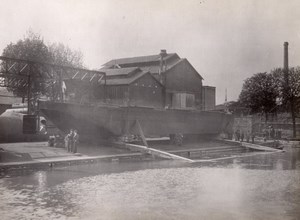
[0,0,299,219]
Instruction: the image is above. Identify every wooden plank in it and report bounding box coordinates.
[218,138,284,152]
[124,143,194,162]
[242,142,283,152]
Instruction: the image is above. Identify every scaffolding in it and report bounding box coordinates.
[0,56,106,114]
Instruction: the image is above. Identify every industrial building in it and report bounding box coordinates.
[65,50,216,111]
[101,50,215,110]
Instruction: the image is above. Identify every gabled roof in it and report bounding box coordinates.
[100,67,140,77]
[102,53,179,67]
[68,67,163,86]
[105,70,163,86]
[102,52,204,80]
[164,58,204,80]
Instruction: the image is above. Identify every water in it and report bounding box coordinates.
[1,146,300,220]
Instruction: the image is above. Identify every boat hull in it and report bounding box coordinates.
[39,101,233,141]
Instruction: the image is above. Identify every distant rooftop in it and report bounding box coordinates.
[101,50,203,80]
[101,67,140,77]
[102,53,179,67]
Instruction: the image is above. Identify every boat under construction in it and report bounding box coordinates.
[38,50,233,143]
[39,101,233,142]
[0,50,233,143]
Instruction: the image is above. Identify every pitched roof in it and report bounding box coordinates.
[67,66,163,86]
[106,71,145,85]
[164,58,204,80]
[102,53,179,67]
[101,52,203,80]
[100,67,140,76]
[138,57,183,75]
[106,70,163,86]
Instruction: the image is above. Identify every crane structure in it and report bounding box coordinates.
[0,56,106,114]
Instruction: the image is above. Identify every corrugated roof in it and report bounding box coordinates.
[102,53,179,67]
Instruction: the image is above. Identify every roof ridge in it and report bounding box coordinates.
[102,53,178,67]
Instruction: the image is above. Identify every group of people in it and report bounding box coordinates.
[65,129,79,153]
[234,129,254,143]
[263,126,281,141]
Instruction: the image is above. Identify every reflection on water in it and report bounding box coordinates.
[0,146,300,220]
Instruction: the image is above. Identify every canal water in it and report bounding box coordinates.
[1,145,300,220]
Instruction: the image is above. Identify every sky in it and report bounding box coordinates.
[0,0,300,104]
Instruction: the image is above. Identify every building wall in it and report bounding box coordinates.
[104,85,129,106]
[129,74,163,108]
[164,59,202,109]
[202,86,216,111]
[91,74,163,108]
[0,89,22,105]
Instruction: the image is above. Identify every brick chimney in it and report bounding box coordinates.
[159,49,167,84]
[159,49,167,74]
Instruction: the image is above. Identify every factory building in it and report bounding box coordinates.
[65,50,216,111]
[102,50,209,110]
[65,67,163,108]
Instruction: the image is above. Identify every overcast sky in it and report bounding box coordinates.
[0,0,300,104]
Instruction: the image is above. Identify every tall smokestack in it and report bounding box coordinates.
[283,42,289,90]
[284,42,289,71]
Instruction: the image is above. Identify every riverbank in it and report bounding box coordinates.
[0,142,145,173]
[0,138,294,174]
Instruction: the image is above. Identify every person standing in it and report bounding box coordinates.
[251,132,255,144]
[246,130,250,143]
[64,134,69,151]
[240,131,244,142]
[270,126,275,139]
[72,129,79,153]
[67,129,74,152]
[235,129,240,141]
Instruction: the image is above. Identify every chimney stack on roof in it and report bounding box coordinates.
[160,49,167,58]
[159,49,167,83]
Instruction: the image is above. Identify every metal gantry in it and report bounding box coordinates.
[0,56,106,114]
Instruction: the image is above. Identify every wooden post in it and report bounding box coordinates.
[59,69,64,102]
[27,74,31,115]
[135,120,148,147]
